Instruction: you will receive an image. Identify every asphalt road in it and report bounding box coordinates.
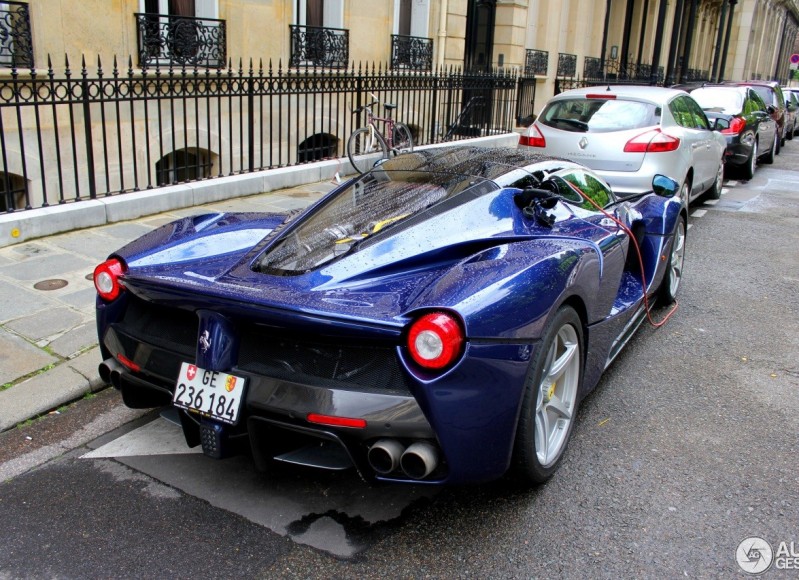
[1,145,798,578]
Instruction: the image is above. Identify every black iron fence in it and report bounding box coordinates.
[0,57,518,212]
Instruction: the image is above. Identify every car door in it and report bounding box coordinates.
[749,90,776,150]
[670,95,714,191]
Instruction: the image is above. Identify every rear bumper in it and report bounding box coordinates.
[98,300,534,484]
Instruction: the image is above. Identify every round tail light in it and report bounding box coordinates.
[407,312,464,370]
[93,258,126,301]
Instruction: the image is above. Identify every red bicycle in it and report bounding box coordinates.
[347,95,414,174]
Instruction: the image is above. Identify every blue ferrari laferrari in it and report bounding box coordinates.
[94,146,686,485]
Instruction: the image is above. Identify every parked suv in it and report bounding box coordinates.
[724,80,787,148]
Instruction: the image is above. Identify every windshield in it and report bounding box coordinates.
[255,169,498,275]
[539,98,659,133]
[691,88,743,113]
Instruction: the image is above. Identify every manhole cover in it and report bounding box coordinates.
[34,279,68,291]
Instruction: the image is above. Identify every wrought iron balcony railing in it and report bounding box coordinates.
[557,53,577,78]
[391,34,433,71]
[524,49,548,76]
[583,57,665,84]
[0,1,34,68]
[289,25,349,69]
[135,13,226,68]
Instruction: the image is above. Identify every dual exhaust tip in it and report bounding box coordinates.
[99,358,123,389]
[367,438,440,480]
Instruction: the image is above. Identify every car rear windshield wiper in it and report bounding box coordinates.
[552,117,589,131]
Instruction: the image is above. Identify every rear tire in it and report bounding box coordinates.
[706,160,724,200]
[391,123,414,154]
[762,132,777,164]
[347,127,389,174]
[741,139,757,180]
[513,306,583,484]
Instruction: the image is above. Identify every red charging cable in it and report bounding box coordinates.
[565,183,680,328]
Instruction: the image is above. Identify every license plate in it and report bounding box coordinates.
[173,362,247,425]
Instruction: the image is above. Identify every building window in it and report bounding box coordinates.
[290,0,348,68]
[298,133,338,163]
[0,172,26,212]
[155,148,212,185]
[136,0,225,68]
[0,1,34,68]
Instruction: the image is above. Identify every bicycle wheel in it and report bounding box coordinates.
[347,127,389,174]
[391,123,414,154]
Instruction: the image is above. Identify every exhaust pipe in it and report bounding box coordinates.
[367,439,405,475]
[400,441,439,480]
[99,358,124,389]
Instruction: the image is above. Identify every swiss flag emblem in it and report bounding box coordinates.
[186,364,197,380]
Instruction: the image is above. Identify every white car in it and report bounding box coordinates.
[519,86,726,202]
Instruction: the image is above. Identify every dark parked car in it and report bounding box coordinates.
[725,80,787,148]
[689,85,779,179]
[94,146,686,485]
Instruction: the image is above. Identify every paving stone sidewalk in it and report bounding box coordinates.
[0,181,332,432]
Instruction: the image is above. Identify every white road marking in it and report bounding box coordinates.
[726,180,738,187]
[704,199,719,206]
[82,417,202,458]
[691,209,708,218]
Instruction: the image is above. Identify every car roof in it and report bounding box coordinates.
[690,85,747,93]
[550,85,688,103]
[724,80,782,90]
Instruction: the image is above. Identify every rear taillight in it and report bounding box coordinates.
[721,117,746,135]
[519,124,546,148]
[407,312,464,370]
[93,258,126,301]
[623,129,680,153]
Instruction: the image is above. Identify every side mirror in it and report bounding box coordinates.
[713,117,730,131]
[652,175,680,198]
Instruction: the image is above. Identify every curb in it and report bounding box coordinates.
[0,347,106,432]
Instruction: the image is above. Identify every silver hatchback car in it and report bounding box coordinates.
[519,86,726,202]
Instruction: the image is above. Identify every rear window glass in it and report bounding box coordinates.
[539,98,659,133]
[690,88,743,114]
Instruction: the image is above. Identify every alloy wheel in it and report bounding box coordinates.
[535,323,580,467]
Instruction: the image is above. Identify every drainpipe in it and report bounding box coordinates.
[437,0,449,69]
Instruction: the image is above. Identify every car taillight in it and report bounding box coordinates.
[93,258,126,301]
[721,117,746,135]
[623,129,680,153]
[519,124,546,148]
[407,312,464,370]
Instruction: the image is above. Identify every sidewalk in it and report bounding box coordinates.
[0,179,334,432]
